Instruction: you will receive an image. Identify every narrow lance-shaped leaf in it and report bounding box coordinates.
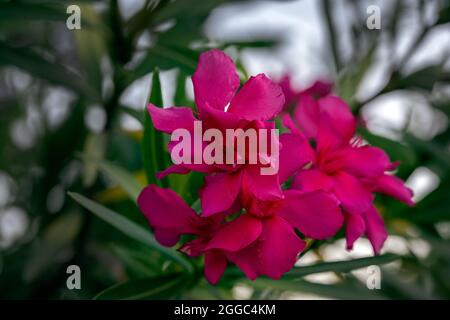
[94,273,190,300]
[284,254,400,278]
[252,278,385,300]
[142,68,170,187]
[0,3,67,22]
[96,160,143,203]
[224,254,400,279]
[68,192,193,273]
[0,41,98,100]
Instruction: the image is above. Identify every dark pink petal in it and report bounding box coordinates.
[199,102,243,131]
[279,75,298,108]
[316,112,347,152]
[279,190,343,239]
[345,212,365,250]
[206,214,262,251]
[278,133,314,183]
[258,216,306,279]
[227,74,285,121]
[318,96,356,143]
[200,171,243,216]
[242,165,283,201]
[156,164,190,179]
[373,174,414,206]
[204,250,228,285]
[228,216,305,280]
[336,146,391,178]
[332,171,373,214]
[137,185,200,246]
[363,206,388,254]
[147,104,195,134]
[281,114,302,135]
[302,80,333,98]
[192,49,240,112]
[291,169,334,192]
[294,94,320,139]
[154,229,180,247]
[227,241,260,280]
[180,238,208,257]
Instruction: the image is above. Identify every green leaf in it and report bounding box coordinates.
[110,245,161,278]
[94,273,190,300]
[0,41,98,100]
[284,254,400,278]
[0,3,67,22]
[121,105,144,124]
[252,278,385,299]
[389,66,447,92]
[68,192,193,273]
[132,45,198,81]
[24,211,83,282]
[81,133,107,188]
[361,129,417,166]
[97,160,143,202]
[338,44,376,104]
[142,69,170,187]
[404,133,450,169]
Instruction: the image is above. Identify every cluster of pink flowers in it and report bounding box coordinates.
[138,49,414,284]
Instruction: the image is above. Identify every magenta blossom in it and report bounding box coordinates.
[281,95,414,254]
[148,49,286,217]
[138,184,342,284]
[278,75,333,111]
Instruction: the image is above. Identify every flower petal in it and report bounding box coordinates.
[294,94,320,139]
[206,214,262,251]
[332,171,373,214]
[363,205,388,254]
[137,185,199,246]
[204,250,228,285]
[373,174,414,206]
[147,104,195,134]
[226,241,260,280]
[337,146,391,178]
[156,164,190,179]
[228,216,305,280]
[291,169,334,192]
[227,74,285,121]
[302,80,333,98]
[279,75,298,108]
[345,212,365,250]
[316,112,347,151]
[281,113,302,135]
[154,229,180,247]
[318,96,356,143]
[279,190,343,239]
[200,170,243,216]
[192,49,240,112]
[258,216,306,279]
[279,133,314,183]
[199,102,243,131]
[242,165,283,201]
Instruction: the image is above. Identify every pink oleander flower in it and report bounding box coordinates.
[281,95,414,254]
[138,184,342,284]
[278,75,333,111]
[148,49,286,217]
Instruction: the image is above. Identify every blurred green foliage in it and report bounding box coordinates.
[0,0,450,300]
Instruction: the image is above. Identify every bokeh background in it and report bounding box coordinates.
[1,0,450,299]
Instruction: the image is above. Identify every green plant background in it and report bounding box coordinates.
[0,0,449,299]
